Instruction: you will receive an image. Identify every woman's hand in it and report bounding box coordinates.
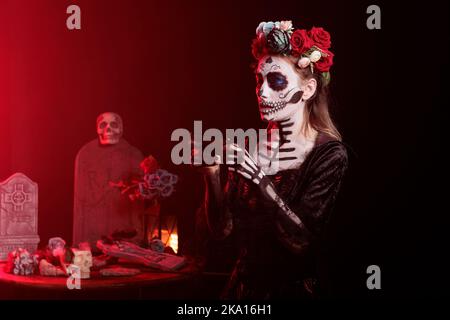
[225,143,266,185]
[191,141,221,175]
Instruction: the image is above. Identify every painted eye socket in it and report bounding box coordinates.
[99,122,107,129]
[110,121,119,129]
[267,72,288,91]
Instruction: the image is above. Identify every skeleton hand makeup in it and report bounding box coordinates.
[226,144,265,185]
[96,112,123,145]
[227,143,306,229]
[256,56,304,122]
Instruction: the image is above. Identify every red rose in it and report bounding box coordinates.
[314,50,334,72]
[251,33,269,59]
[290,29,313,56]
[308,27,331,50]
[140,155,159,174]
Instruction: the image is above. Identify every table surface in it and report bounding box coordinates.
[0,261,194,290]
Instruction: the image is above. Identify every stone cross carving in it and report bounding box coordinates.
[0,173,40,260]
[4,184,33,211]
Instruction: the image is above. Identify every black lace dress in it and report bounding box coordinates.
[221,133,348,299]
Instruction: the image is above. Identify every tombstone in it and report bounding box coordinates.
[73,112,145,249]
[0,173,40,260]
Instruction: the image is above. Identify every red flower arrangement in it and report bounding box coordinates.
[110,155,178,202]
[251,33,269,60]
[290,29,313,56]
[314,50,334,72]
[252,21,335,82]
[308,27,331,50]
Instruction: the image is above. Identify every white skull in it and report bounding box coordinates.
[96,112,123,145]
[72,249,93,279]
[256,55,305,122]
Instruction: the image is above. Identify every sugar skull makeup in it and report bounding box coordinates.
[256,56,304,122]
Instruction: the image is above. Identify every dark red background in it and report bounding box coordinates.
[1,0,448,298]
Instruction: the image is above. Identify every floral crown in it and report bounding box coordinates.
[252,21,334,84]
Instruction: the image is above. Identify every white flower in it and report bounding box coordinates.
[309,50,322,63]
[256,21,277,36]
[262,21,276,35]
[256,22,265,35]
[279,20,293,31]
[298,57,311,68]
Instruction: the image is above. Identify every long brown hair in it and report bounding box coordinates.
[286,56,342,141]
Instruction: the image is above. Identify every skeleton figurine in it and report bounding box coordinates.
[96,112,123,145]
[73,111,145,248]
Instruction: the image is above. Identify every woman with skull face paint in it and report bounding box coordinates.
[197,21,348,299]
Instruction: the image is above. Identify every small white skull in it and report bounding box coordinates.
[48,237,66,257]
[72,249,93,279]
[96,112,123,145]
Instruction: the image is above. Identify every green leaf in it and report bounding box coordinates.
[322,72,331,85]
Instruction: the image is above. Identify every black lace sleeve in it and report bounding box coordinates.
[276,141,348,253]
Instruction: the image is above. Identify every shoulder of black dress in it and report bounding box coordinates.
[313,139,349,165]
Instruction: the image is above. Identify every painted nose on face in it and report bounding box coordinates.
[258,82,269,99]
[258,87,268,99]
